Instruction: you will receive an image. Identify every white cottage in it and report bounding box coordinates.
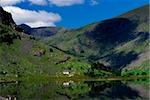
[63,70,74,77]
[63,70,70,75]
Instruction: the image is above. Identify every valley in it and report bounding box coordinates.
[0,5,149,80]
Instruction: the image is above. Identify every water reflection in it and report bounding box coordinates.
[0,79,149,100]
[86,81,140,99]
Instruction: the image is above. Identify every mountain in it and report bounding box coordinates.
[47,4,149,75]
[19,24,70,37]
[0,7,16,27]
[18,24,32,35]
[0,7,91,77]
[0,4,149,78]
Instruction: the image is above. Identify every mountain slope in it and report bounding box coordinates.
[0,7,91,77]
[19,24,69,37]
[47,4,149,74]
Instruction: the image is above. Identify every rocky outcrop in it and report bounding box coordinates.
[0,7,21,45]
[0,7,16,27]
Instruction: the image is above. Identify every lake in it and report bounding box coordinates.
[0,78,149,100]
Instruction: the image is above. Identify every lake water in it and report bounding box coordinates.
[0,79,149,100]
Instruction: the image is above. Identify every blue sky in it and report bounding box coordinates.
[1,0,149,28]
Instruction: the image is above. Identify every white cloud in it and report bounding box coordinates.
[0,0,24,6]
[3,6,61,27]
[90,0,98,6]
[28,0,47,5]
[1,0,85,6]
[48,0,84,7]
[27,21,55,27]
[0,0,47,6]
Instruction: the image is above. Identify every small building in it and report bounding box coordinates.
[63,82,70,87]
[63,70,70,75]
[63,69,74,77]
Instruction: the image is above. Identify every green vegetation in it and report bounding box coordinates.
[0,24,21,45]
[46,5,149,77]
[122,59,150,76]
[0,23,93,78]
[0,5,149,80]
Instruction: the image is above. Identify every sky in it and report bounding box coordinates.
[0,0,149,28]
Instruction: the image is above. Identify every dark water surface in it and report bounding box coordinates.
[0,79,149,100]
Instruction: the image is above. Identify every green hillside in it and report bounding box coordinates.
[0,7,94,78]
[1,24,93,77]
[47,5,150,75]
[0,5,149,79]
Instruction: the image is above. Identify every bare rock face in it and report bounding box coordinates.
[0,7,16,27]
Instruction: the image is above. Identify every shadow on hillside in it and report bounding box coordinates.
[102,31,149,70]
[86,18,137,44]
[136,32,149,43]
[85,18,138,54]
[87,31,149,70]
[105,51,139,70]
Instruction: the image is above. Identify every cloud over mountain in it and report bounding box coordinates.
[3,6,61,27]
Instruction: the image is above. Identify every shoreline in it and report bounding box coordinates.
[0,75,149,83]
